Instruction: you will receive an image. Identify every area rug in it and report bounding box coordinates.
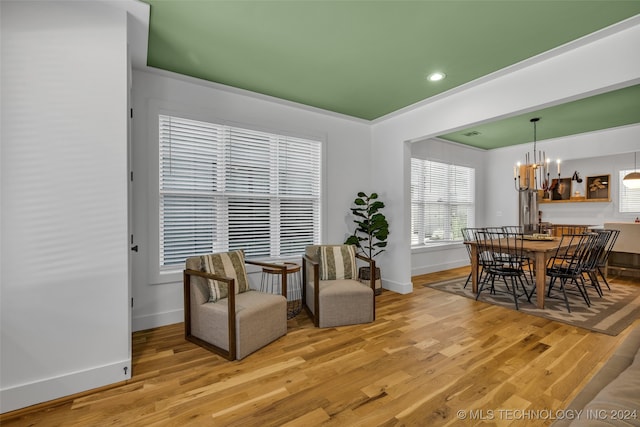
[425,276,640,336]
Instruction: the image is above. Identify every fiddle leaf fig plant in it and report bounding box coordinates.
[345,192,390,259]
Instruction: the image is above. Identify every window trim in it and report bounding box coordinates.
[411,240,465,253]
[146,101,327,284]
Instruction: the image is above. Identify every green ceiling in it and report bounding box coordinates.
[143,0,640,148]
[439,84,640,149]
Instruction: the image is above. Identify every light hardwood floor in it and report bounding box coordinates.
[2,267,638,426]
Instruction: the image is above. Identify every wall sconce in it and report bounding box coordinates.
[571,171,583,183]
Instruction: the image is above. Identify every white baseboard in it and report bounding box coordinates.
[382,279,413,294]
[132,309,183,332]
[0,359,130,414]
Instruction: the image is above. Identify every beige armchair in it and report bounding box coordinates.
[184,250,288,360]
[302,244,376,328]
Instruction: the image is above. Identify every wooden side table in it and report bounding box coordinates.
[260,262,302,319]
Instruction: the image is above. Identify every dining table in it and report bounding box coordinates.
[465,236,576,309]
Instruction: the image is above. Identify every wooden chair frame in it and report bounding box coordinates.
[302,252,376,327]
[184,259,288,360]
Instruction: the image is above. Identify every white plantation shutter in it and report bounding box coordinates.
[159,115,321,267]
[411,158,475,246]
[619,170,640,213]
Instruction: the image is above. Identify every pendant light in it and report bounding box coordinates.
[623,152,640,189]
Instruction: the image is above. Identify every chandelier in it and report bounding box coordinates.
[514,117,560,193]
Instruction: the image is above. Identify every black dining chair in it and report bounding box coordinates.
[502,225,534,282]
[595,229,620,291]
[476,230,533,310]
[546,233,598,313]
[461,227,486,289]
[580,230,614,297]
[502,225,523,234]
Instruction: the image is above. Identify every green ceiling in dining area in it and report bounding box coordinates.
[438,84,640,149]
[142,0,640,149]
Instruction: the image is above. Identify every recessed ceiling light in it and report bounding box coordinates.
[427,72,446,82]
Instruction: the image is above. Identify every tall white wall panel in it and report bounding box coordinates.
[1,1,131,412]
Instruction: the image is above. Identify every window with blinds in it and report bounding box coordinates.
[411,158,475,246]
[159,115,321,267]
[619,170,640,213]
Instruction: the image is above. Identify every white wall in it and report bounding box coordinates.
[130,70,372,331]
[372,18,640,291]
[1,1,132,413]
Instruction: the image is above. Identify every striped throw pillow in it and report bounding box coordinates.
[319,245,357,280]
[201,250,249,302]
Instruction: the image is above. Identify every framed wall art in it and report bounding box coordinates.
[586,174,610,201]
[550,177,572,201]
